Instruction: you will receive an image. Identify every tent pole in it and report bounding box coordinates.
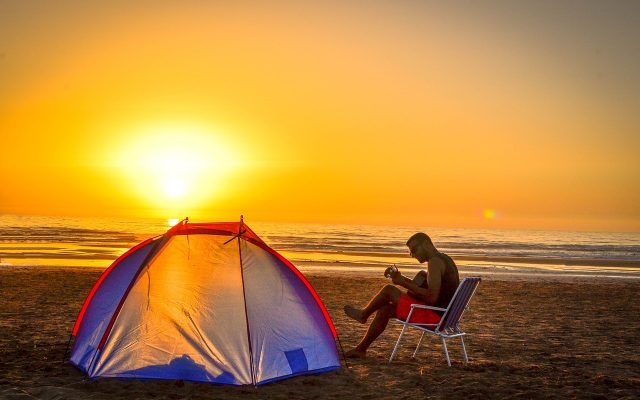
[335,332,350,369]
[237,230,257,386]
[61,333,73,363]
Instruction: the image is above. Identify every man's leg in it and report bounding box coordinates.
[344,285,402,358]
[344,284,402,324]
[412,270,427,286]
[345,303,396,358]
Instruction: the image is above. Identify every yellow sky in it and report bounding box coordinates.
[1,1,639,232]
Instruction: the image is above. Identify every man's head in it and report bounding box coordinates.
[406,232,434,263]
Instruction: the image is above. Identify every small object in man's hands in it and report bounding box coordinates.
[384,265,398,279]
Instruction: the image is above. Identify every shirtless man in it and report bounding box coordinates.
[343,232,459,358]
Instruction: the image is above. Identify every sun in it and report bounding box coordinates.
[164,178,187,199]
[113,123,239,212]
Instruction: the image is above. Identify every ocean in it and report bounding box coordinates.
[1,214,639,279]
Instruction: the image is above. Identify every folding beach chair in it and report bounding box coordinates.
[389,277,481,366]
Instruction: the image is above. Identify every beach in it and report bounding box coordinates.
[1,267,639,399]
[3,0,640,398]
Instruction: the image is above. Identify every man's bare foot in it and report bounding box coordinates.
[344,348,367,359]
[344,305,367,324]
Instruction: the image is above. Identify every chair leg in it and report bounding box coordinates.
[460,336,468,363]
[412,332,425,359]
[389,323,408,363]
[441,337,451,367]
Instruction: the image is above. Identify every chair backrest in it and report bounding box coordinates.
[436,277,481,332]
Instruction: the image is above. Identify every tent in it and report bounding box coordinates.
[69,218,340,385]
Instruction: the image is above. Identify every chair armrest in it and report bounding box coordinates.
[410,304,447,312]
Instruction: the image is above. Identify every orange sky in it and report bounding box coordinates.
[1,1,639,232]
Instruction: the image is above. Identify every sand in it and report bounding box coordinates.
[1,267,639,399]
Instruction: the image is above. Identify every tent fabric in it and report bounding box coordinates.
[241,239,338,383]
[70,221,340,385]
[70,238,159,371]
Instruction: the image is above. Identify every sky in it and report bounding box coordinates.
[0,1,639,232]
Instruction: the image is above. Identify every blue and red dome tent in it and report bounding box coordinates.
[70,218,340,385]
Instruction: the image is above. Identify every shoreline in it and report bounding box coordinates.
[283,251,640,268]
[3,260,640,282]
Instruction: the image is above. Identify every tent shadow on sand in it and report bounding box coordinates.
[125,354,236,384]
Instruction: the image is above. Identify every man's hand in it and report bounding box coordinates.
[391,269,403,285]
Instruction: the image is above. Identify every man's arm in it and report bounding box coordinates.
[392,260,444,304]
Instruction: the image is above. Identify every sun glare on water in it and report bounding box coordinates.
[113,123,239,214]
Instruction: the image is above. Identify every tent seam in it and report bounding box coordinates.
[238,236,257,386]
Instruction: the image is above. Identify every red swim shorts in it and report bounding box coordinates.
[396,294,441,325]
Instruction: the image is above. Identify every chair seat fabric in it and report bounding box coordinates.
[396,294,441,325]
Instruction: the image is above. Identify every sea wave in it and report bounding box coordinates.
[1,215,639,269]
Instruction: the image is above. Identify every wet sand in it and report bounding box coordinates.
[1,267,639,399]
